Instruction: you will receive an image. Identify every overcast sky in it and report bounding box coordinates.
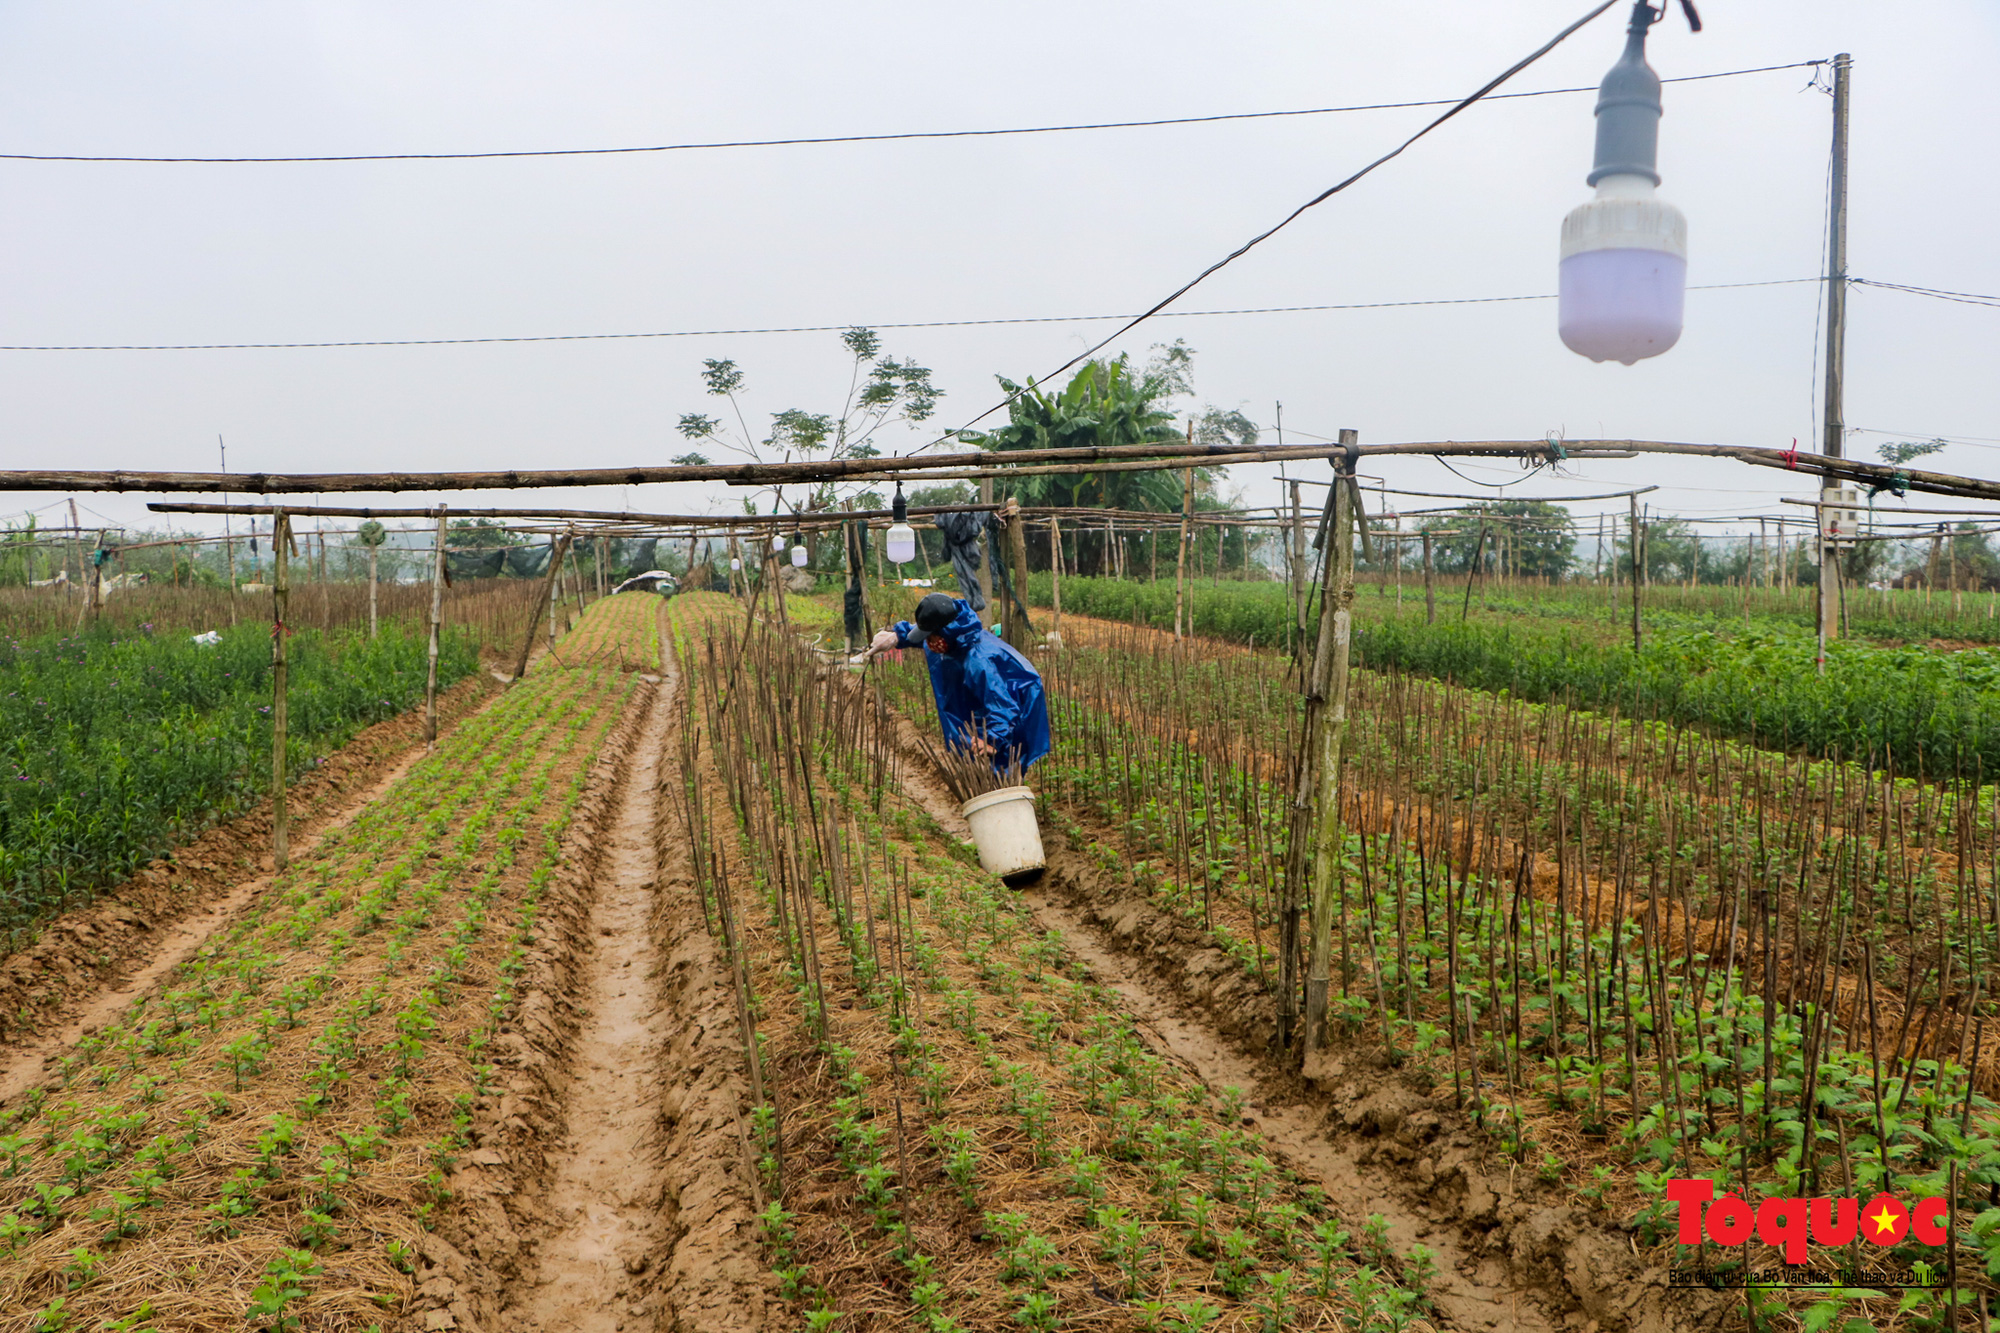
[2,1,1995,546]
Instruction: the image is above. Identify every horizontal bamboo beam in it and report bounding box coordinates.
[149,501,1002,524]
[14,439,2000,505]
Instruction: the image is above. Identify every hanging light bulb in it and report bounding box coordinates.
[770,531,786,554]
[730,557,742,571]
[1558,2,1691,365]
[790,531,809,568]
[886,481,918,565]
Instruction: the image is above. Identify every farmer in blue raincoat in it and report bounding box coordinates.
[872,593,1051,772]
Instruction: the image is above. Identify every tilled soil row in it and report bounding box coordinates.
[412,678,659,1333]
[639,662,774,1330]
[433,627,771,1333]
[0,676,495,1059]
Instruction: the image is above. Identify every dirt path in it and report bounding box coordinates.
[515,680,677,1333]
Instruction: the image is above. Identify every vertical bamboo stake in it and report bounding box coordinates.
[1173,436,1194,639]
[271,508,291,871]
[425,506,447,749]
[1290,480,1306,661]
[1049,516,1063,636]
[1005,498,1035,645]
[976,478,994,610]
[547,536,563,652]
[1422,529,1436,624]
[1304,433,1360,1056]
[1629,494,1643,653]
[1280,476,1342,1050]
[513,533,570,685]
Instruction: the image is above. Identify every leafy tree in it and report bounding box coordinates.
[1418,501,1575,578]
[676,326,940,516]
[1877,437,1948,467]
[447,518,522,548]
[960,341,1246,574]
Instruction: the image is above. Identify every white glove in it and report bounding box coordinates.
[869,629,901,654]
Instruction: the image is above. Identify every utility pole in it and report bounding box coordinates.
[1817,52,1852,668]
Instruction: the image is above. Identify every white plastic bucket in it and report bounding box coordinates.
[960,785,1045,883]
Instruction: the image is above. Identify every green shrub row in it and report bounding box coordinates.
[1027,575,2000,778]
[0,623,480,937]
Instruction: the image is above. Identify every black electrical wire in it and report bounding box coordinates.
[927,0,1634,450]
[0,278,1813,353]
[1852,278,2000,309]
[0,61,1819,165]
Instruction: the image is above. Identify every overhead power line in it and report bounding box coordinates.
[928,0,1745,447]
[1852,278,2000,309]
[0,278,1814,353]
[0,61,1819,165]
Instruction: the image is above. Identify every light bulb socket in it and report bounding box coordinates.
[892,481,908,525]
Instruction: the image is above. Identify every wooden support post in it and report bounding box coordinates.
[1460,523,1488,622]
[367,539,379,639]
[512,532,570,685]
[1173,454,1193,639]
[975,478,994,612]
[596,535,607,601]
[1289,480,1307,659]
[1049,517,1063,637]
[425,507,447,749]
[1629,494,1643,654]
[1421,529,1436,624]
[1005,497,1035,647]
[272,508,292,871]
[1304,436,1359,1057]
[1280,477,1342,1050]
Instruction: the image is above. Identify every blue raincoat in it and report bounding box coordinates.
[891,598,1051,771]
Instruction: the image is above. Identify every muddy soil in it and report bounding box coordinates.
[0,676,495,1095]
[468,637,770,1333]
[513,677,678,1332]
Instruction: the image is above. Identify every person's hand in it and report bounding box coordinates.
[870,629,900,654]
[964,736,996,759]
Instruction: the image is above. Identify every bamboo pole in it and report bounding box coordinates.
[1304,435,1360,1057]
[1280,479,1343,1050]
[512,533,571,684]
[424,506,447,749]
[1630,494,1643,653]
[1422,529,1436,624]
[1049,516,1062,636]
[34,438,2000,506]
[367,538,379,639]
[976,479,994,611]
[1290,480,1306,662]
[1173,439,1194,639]
[271,508,292,871]
[1005,498,1035,646]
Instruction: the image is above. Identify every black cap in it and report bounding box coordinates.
[914,593,959,634]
